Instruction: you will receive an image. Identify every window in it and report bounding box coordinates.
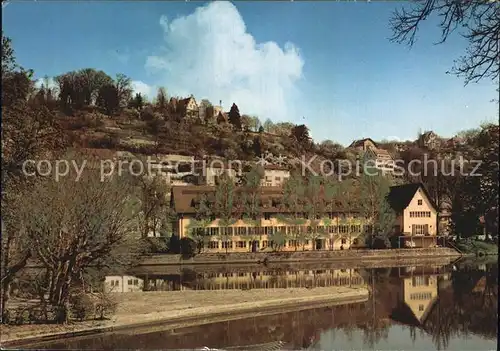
[128,279,132,285]
[412,276,430,287]
[208,241,219,249]
[275,177,281,182]
[264,213,271,220]
[236,241,246,248]
[412,224,429,235]
[222,241,233,249]
[418,199,423,205]
[262,240,268,248]
[341,239,346,244]
[419,304,424,311]
[133,279,139,286]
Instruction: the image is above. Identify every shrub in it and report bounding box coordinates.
[94,292,117,320]
[70,293,95,321]
[180,237,197,259]
[146,237,170,254]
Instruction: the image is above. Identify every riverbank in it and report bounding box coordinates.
[1,286,368,347]
[454,240,498,257]
[138,247,462,266]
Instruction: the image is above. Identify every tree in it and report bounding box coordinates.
[290,124,313,151]
[279,173,307,251]
[228,103,242,131]
[1,32,16,74]
[1,36,65,319]
[156,87,168,110]
[129,93,144,110]
[304,175,330,250]
[96,83,119,115]
[390,1,499,84]
[213,173,237,254]
[337,179,360,249]
[273,122,295,136]
[135,172,171,238]
[114,73,132,108]
[188,193,213,254]
[263,118,274,133]
[19,171,142,321]
[78,68,113,105]
[358,168,395,248]
[240,166,264,252]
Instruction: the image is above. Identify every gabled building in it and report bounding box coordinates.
[387,183,439,248]
[417,131,441,150]
[349,138,396,174]
[178,95,198,117]
[349,138,378,151]
[390,272,440,327]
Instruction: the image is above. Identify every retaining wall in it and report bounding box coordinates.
[139,247,461,266]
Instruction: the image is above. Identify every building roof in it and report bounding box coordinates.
[264,164,290,171]
[387,183,437,213]
[348,138,378,149]
[170,185,358,214]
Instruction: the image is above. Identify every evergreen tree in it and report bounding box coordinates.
[228,103,242,130]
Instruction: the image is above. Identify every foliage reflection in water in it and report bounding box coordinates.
[27,260,497,350]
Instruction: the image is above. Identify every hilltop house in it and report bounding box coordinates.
[387,183,439,248]
[417,131,441,150]
[178,95,198,117]
[349,138,396,174]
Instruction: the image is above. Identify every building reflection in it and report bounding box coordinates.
[32,262,497,351]
[390,266,449,327]
[105,268,366,292]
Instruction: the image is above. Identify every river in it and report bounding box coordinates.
[21,258,498,350]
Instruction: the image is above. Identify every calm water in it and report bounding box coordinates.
[23,259,498,350]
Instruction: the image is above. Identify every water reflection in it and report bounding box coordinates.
[25,260,498,350]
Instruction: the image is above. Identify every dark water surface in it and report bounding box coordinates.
[24,259,498,350]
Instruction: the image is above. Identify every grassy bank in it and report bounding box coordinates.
[1,286,368,347]
[454,240,498,256]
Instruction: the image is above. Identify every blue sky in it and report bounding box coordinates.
[3,1,498,146]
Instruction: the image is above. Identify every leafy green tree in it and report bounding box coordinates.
[240,166,264,251]
[213,173,237,254]
[279,173,307,251]
[358,167,394,247]
[187,193,213,253]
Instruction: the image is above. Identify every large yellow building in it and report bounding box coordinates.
[170,186,369,253]
[170,183,440,253]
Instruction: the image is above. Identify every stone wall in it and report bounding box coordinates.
[139,247,461,266]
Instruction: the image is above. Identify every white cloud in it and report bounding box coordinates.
[131,80,155,100]
[145,1,304,121]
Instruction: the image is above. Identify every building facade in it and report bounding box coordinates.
[387,183,439,248]
[261,165,290,187]
[171,186,369,253]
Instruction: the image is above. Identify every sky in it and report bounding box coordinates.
[2,1,498,146]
